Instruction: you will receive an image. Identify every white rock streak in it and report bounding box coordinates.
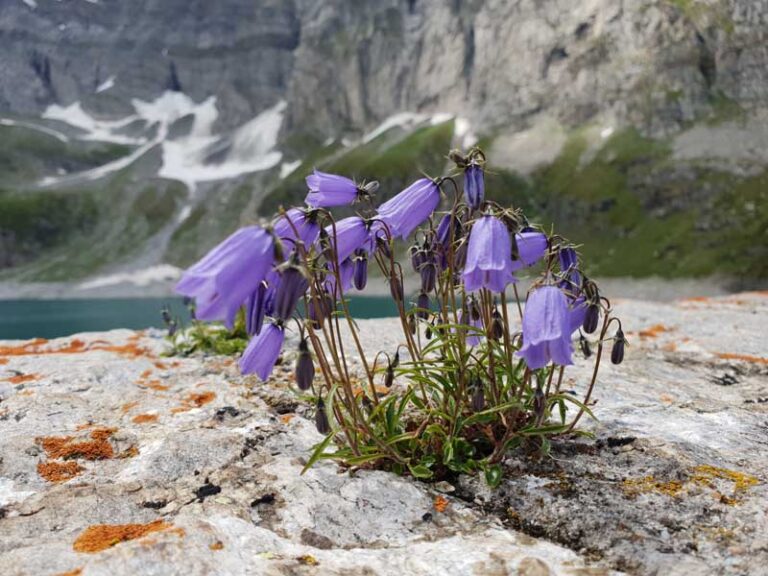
[77,264,181,291]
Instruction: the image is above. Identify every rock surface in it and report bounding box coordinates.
[0,292,767,575]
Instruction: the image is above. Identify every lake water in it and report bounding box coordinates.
[0,297,399,340]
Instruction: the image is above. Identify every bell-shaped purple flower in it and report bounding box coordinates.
[176,226,274,328]
[273,263,309,321]
[377,178,440,239]
[273,208,321,249]
[517,286,582,370]
[245,281,268,336]
[305,170,360,207]
[240,322,285,380]
[462,215,516,293]
[464,164,484,211]
[323,216,369,262]
[558,247,582,293]
[325,258,355,296]
[512,231,548,268]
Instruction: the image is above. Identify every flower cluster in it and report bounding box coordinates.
[176,148,624,481]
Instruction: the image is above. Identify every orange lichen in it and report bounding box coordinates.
[280,414,295,424]
[716,352,768,365]
[119,446,140,459]
[143,380,170,392]
[153,361,169,370]
[210,541,224,551]
[120,401,139,414]
[139,369,153,379]
[297,555,319,566]
[132,413,159,424]
[0,338,152,359]
[683,296,710,303]
[638,324,673,339]
[39,427,117,460]
[5,373,39,384]
[433,495,449,513]
[37,461,84,483]
[72,520,176,553]
[55,569,83,576]
[0,358,8,365]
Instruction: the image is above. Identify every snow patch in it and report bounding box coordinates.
[77,264,181,291]
[363,112,426,143]
[600,126,614,139]
[454,117,478,149]
[42,93,286,190]
[280,160,302,179]
[21,0,37,8]
[96,75,116,93]
[42,101,143,145]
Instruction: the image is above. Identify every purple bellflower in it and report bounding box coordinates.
[464,163,484,211]
[240,322,284,380]
[513,231,548,268]
[462,215,516,293]
[325,258,355,296]
[305,170,362,207]
[273,208,321,248]
[377,178,440,239]
[558,247,582,293]
[517,285,584,370]
[323,216,369,262]
[175,226,274,328]
[273,263,309,321]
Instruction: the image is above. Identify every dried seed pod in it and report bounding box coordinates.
[611,328,626,365]
[315,398,330,435]
[425,325,433,340]
[408,314,417,335]
[582,303,600,334]
[420,262,437,293]
[390,276,404,301]
[295,338,314,391]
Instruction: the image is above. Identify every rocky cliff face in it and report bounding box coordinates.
[0,0,766,287]
[3,0,766,136]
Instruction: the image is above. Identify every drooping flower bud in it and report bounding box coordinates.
[579,333,591,359]
[582,303,600,334]
[464,163,485,211]
[470,376,485,412]
[420,261,437,293]
[274,262,309,322]
[161,305,172,325]
[408,315,417,335]
[315,398,331,435]
[353,249,368,291]
[611,328,626,365]
[384,363,395,388]
[390,276,404,302]
[295,338,314,391]
[490,308,504,340]
[425,324,433,340]
[416,291,430,320]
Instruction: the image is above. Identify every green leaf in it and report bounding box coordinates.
[484,464,503,488]
[301,433,335,475]
[408,464,433,479]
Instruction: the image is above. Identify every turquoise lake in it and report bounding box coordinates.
[0,297,399,340]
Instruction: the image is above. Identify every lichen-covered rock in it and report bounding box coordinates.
[1,292,767,575]
[0,330,613,576]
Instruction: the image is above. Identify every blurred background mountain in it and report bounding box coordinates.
[0,0,766,297]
